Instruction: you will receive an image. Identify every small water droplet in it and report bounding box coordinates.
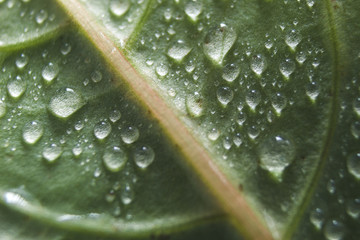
[121,183,134,205]
[246,89,261,111]
[42,62,59,83]
[217,86,234,106]
[346,198,360,219]
[155,63,169,77]
[36,9,48,24]
[223,136,232,150]
[279,58,295,79]
[351,121,360,139]
[207,128,220,141]
[7,76,26,99]
[109,0,130,18]
[306,0,315,8]
[248,125,260,140]
[306,81,320,102]
[259,135,295,179]
[184,0,202,21]
[327,179,336,194]
[72,146,83,157]
[91,70,102,83]
[94,168,102,178]
[94,121,112,140]
[15,54,29,69]
[134,145,155,169]
[103,146,127,172]
[310,208,325,230]
[22,121,43,145]
[0,100,6,118]
[323,219,345,240]
[74,121,84,131]
[203,23,237,65]
[49,88,85,119]
[60,43,72,55]
[43,143,62,163]
[236,112,246,126]
[109,110,121,123]
[285,29,301,50]
[186,92,204,117]
[121,126,139,144]
[347,153,360,179]
[167,40,192,62]
[296,51,307,64]
[222,63,240,82]
[251,54,267,76]
[271,92,287,114]
[353,97,360,116]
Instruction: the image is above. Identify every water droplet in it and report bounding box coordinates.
[155,63,168,77]
[134,145,155,169]
[217,86,234,106]
[353,97,360,116]
[259,135,295,179]
[91,70,102,83]
[15,54,29,69]
[310,208,325,230]
[236,112,246,126]
[306,81,320,102]
[109,110,121,123]
[94,121,112,140]
[184,0,202,21]
[49,88,85,119]
[279,58,295,79]
[103,146,127,172]
[72,146,83,157]
[271,92,287,114]
[7,76,26,99]
[36,9,48,24]
[323,219,345,240]
[121,126,139,144]
[186,92,204,117]
[246,89,261,111]
[22,121,43,145]
[43,144,62,163]
[222,63,240,82]
[207,128,220,141]
[233,133,242,147]
[60,43,72,55]
[347,153,360,179]
[74,121,84,131]
[203,23,237,65]
[248,125,260,140]
[109,0,130,18]
[251,54,267,76]
[94,168,102,178]
[285,29,301,51]
[296,51,307,64]
[3,187,35,208]
[327,179,336,194]
[167,40,192,62]
[0,100,6,118]
[42,62,59,83]
[306,0,315,8]
[223,136,232,150]
[121,183,134,205]
[346,198,360,219]
[351,121,360,139]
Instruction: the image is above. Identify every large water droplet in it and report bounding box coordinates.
[134,145,155,169]
[259,135,295,179]
[184,0,202,21]
[42,62,59,83]
[186,92,204,117]
[43,144,62,163]
[246,89,261,111]
[285,29,301,51]
[49,88,85,119]
[250,54,267,76]
[109,0,130,18]
[310,208,325,230]
[121,126,139,144]
[121,183,134,205]
[0,100,6,118]
[217,86,234,106]
[7,76,26,99]
[347,153,360,180]
[279,58,295,79]
[22,121,43,145]
[94,121,112,140]
[222,63,240,82]
[103,146,127,172]
[167,40,192,62]
[15,53,29,69]
[203,23,237,65]
[323,219,345,240]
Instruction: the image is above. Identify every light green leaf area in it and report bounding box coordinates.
[0,0,360,240]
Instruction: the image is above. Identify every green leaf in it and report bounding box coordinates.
[0,0,359,239]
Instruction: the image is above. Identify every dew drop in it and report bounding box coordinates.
[236,111,246,126]
[203,23,237,65]
[296,51,307,64]
[323,219,345,240]
[49,88,85,119]
[121,183,134,205]
[246,89,261,111]
[351,121,360,139]
[36,9,48,24]
[250,54,267,76]
[285,29,301,50]
[259,135,295,179]
[134,145,155,169]
[184,0,203,21]
[22,121,43,145]
[279,58,295,79]
[91,70,102,83]
[60,43,72,55]
[167,40,192,62]
[42,62,59,83]
[7,76,26,99]
[346,198,360,219]
[353,97,360,116]
[186,92,204,117]
[3,187,35,208]
[306,0,315,8]
[271,92,287,114]
[15,53,29,69]
[121,126,139,144]
[347,153,360,179]
[222,63,240,82]
[310,208,325,230]
[109,110,121,123]
[233,133,242,147]
[103,146,127,172]
[223,136,232,150]
[43,144,62,163]
[0,100,6,118]
[155,63,169,77]
[109,0,130,18]
[74,121,84,131]
[207,128,220,141]
[217,86,234,106]
[94,121,112,140]
[72,146,83,157]
[306,81,320,102]
[248,125,260,140]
